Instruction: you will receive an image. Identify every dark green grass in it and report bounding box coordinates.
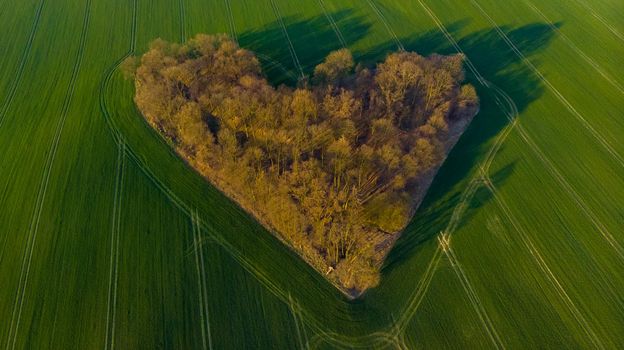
[0,0,623,348]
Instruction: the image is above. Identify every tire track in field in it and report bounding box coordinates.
[191,210,213,350]
[195,212,214,350]
[391,179,491,334]
[100,2,514,347]
[572,0,624,43]
[387,2,614,345]
[482,177,606,350]
[365,0,404,51]
[222,1,299,89]
[397,89,518,334]
[391,246,443,333]
[223,0,237,42]
[489,81,624,261]
[306,5,512,340]
[493,82,624,293]
[104,140,125,350]
[315,0,347,48]
[97,2,214,347]
[191,213,208,350]
[308,1,514,343]
[419,0,624,264]
[470,0,624,169]
[522,0,624,95]
[306,329,404,350]
[288,293,306,350]
[487,74,613,348]
[256,53,300,83]
[267,0,305,79]
[485,85,614,346]
[392,111,514,334]
[440,236,506,350]
[490,80,624,262]
[356,3,514,341]
[98,0,137,148]
[4,0,92,348]
[391,159,495,333]
[101,1,620,347]
[0,0,46,128]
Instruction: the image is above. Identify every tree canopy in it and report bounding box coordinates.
[129,34,478,295]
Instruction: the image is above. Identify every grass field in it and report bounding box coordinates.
[0,0,623,348]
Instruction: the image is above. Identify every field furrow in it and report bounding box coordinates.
[0,0,622,347]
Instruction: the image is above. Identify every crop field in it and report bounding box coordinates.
[0,0,622,348]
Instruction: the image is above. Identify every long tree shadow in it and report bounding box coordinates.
[238,9,371,85]
[371,22,559,303]
[111,6,562,336]
[211,12,560,326]
[233,14,561,323]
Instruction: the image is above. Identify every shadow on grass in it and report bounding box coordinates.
[124,7,561,333]
[238,9,371,84]
[374,22,560,300]
[232,11,559,307]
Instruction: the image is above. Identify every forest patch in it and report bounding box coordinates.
[124,34,478,296]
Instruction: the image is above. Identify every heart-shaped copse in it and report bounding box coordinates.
[125,34,478,297]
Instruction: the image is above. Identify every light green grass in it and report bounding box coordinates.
[0,0,622,348]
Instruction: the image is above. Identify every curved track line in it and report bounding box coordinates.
[303,6,516,342]
[102,1,620,347]
[360,4,512,343]
[99,2,531,347]
[470,0,624,169]
[392,128,515,333]
[0,0,46,128]
[102,67,300,337]
[4,0,92,348]
[488,79,613,347]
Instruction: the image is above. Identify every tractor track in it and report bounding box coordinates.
[315,0,347,48]
[267,0,304,78]
[522,0,624,95]
[104,140,125,350]
[4,0,93,348]
[470,0,624,169]
[0,0,46,128]
[365,0,404,51]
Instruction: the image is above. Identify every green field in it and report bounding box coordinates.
[1,0,623,348]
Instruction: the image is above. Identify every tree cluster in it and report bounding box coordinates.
[129,34,478,294]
